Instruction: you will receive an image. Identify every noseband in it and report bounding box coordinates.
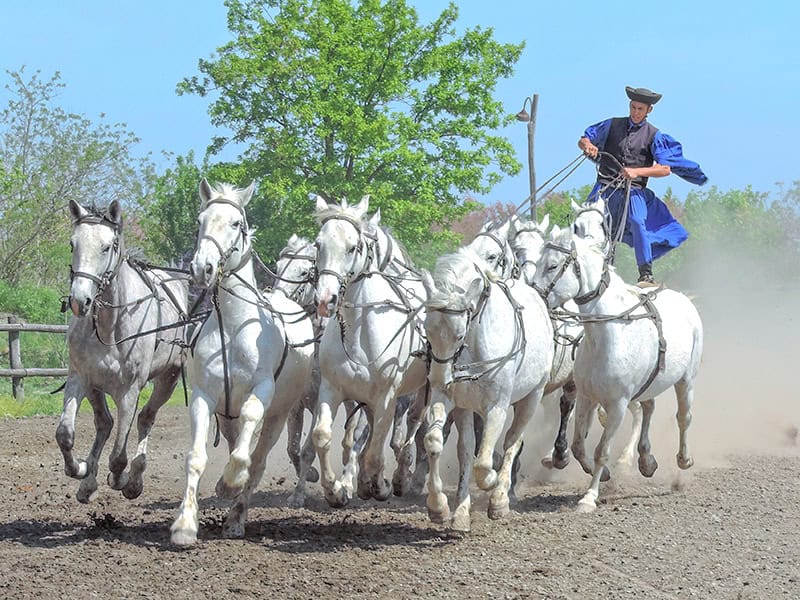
[197,198,251,278]
[536,240,610,305]
[315,214,373,293]
[70,214,123,294]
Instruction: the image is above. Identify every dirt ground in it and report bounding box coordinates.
[1,282,798,599]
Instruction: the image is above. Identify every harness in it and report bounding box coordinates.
[539,239,667,401]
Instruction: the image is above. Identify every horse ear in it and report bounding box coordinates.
[369,207,381,227]
[314,195,328,213]
[496,219,510,239]
[107,200,122,226]
[508,213,520,234]
[69,199,88,223]
[421,269,437,299]
[550,224,562,239]
[539,213,550,233]
[240,181,256,207]
[354,194,370,215]
[570,199,582,213]
[199,178,213,208]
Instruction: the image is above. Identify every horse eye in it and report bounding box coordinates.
[232,220,242,229]
[346,246,356,255]
[487,254,497,261]
[547,263,558,272]
[101,245,111,254]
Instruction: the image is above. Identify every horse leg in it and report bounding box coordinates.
[286,399,305,478]
[214,415,241,499]
[489,391,542,519]
[312,383,348,507]
[423,393,452,524]
[340,399,366,501]
[549,381,576,469]
[68,387,113,503]
[357,395,396,501]
[637,398,658,477]
[577,400,626,513]
[391,393,416,497]
[220,381,273,495]
[408,387,430,495]
[473,405,508,492]
[106,386,141,491]
[170,392,214,546]
[55,376,88,479]
[451,408,475,532]
[570,393,597,476]
[224,405,289,539]
[288,400,318,508]
[675,379,695,469]
[615,400,644,469]
[122,369,180,499]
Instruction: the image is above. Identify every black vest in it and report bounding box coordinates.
[599,118,658,189]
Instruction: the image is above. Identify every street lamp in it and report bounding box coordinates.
[516,93,539,220]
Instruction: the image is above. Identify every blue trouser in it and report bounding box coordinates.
[587,182,688,266]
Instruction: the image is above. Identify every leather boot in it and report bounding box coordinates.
[637,263,657,288]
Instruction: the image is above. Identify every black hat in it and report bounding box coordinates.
[625,86,662,105]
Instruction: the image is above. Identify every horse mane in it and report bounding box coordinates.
[313,200,368,228]
[284,235,313,253]
[205,181,248,204]
[427,247,492,309]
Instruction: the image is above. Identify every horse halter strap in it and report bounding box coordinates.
[316,214,370,289]
[198,198,251,277]
[474,230,511,277]
[509,225,544,272]
[70,214,123,289]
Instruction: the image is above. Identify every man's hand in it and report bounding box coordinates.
[578,137,599,159]
[622,167,639,179]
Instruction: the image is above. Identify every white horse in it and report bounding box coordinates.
[170,180,313,545]
[532,226,703,512]
[421,247,554,531]
[56,200,189,503]
[313,195,427,507]
[271,234,369,506]
[510,209,643,469]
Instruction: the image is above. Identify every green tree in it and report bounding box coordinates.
[178,0,524,262]
[0,67,156,286]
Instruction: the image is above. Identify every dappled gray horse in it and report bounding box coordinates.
[56,199,189,502]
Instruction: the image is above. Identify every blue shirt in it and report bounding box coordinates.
[584,118,708,186]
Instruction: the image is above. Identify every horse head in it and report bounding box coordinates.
[533,225,608,308]
[572,197,609,250]
[508,212,550,286]
[68,199,124,317]
[422,248,489,388]
[190,178,255,288]
[466,219,517,280]
[313,194,375,318]
[274,234,317,309]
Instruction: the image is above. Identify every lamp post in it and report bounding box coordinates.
[516,93,539,221]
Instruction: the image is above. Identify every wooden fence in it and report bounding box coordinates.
[0,316,68,401]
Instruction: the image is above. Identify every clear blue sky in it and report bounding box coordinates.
[2,1,798,207]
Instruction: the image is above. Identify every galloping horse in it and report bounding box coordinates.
[57,200,189,502]
[422,247,553,531]
[313,195,427,507]
[533,226,703,512]
[170,180,313,545]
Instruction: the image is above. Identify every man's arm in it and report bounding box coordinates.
[622,164,671,179]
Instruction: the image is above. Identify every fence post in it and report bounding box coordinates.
[8,316,23,401]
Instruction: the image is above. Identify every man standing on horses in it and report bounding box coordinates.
[577,86,707,287]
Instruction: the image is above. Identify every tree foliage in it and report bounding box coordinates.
[0,68,156,286]
[177,0,524,262]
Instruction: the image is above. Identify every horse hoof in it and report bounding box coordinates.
[552,450,571,470]
[76,477,98,504]
[427,493,450,524]
[122,479,144,500]
[600,465,611,482]
[325,485,350,508]
[638,454,659,478]
[222,522,245,539]
[107,471,129,491]
[170,528,198,547]
[575,500,596,514]
[451,511,471,533]
[305,466,320,483]
[427,507,450,524]
[677,454,694,470]
[374,478,392,501]
[215,477,241,500]
[287,492,305,509]
[488,500,510,520]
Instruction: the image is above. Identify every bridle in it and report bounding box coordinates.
[69,213,123,296]
[196,197,251,279]
[472,230,517,279]
[274,244,317,305]
[535,239,610,306]
[315,213,374,299]
[426,277,491,366]
[508,223,546,275]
